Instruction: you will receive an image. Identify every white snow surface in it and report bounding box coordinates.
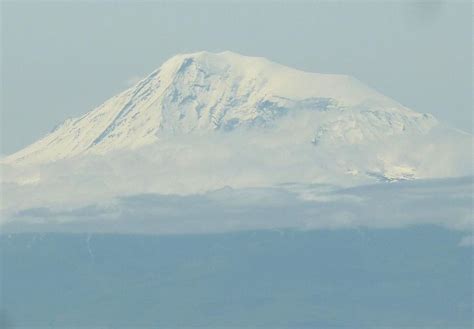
[4,51,437,165]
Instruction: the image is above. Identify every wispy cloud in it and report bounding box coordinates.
[1,113,471,240]
[124,75,143,87]
[3,177,472,242]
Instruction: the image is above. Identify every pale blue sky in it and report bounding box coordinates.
[1,1,471,154]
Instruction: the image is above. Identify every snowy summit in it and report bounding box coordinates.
[5,51,438,166]
[1,50,472,222]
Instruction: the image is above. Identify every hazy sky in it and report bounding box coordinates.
[1,1,471,154]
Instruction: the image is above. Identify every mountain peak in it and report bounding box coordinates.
[163,50,268,65]
[156,50,281,86]
[4,51,436,166]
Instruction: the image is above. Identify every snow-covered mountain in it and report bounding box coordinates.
[1,50,472,224]
[4,51,438,165]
